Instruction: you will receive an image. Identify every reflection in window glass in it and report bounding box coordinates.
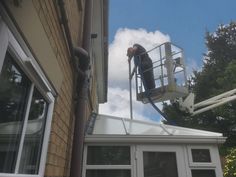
[86,169,131,177]
[0,52,31,173]
[191,149,211,162]
[19,89,48,174]
[191,169,216,177]
[143,152,178,177]
[87,146,130,165]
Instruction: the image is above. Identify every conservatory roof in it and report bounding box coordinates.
[85,114,226,144]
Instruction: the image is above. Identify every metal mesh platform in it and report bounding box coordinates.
[137,85,189,103]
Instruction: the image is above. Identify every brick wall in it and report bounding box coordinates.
[31,0,84,176]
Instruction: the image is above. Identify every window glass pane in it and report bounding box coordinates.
[143,152,178,177]
[19,88,48,174]
[87,146,130,165]
[191,169,216,177]
[0,52,31,173]
[86,170,131,177]
[191,149,211,162]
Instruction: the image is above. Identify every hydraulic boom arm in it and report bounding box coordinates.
[179,88,236,115]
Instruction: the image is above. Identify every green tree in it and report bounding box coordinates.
[163,22,236,147]
[224,148,236,177]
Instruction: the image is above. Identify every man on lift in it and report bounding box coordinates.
[127,44,155,90]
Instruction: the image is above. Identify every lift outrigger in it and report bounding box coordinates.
[128,42,236,119]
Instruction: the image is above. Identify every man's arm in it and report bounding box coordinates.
[130,65,137,79]
[127,46,138,79]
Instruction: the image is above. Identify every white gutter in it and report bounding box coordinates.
[85,135,226,144]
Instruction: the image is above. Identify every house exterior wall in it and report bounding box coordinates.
[30,1,79,176]
[1,0,107,177]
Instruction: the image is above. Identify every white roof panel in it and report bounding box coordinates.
[90,114,223,137]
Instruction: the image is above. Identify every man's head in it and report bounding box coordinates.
[127,47,135,58]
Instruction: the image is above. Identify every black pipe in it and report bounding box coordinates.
[57,0,74,60]
[74,47,90,71]
[57,1,92,177]
[70,1,93,177]
[82,0,92,52]
[70,52,90,177]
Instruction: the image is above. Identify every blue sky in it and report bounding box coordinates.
[99,0,236,122]
[109,0,236,66]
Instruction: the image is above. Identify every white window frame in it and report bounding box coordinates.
[136,145,187,177]
[0,18,55,177]
[186,145,223,177]
[83,143,224,177]
[82,144,136,177]
[187,145,215,167]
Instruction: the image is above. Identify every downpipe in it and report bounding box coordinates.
[57,1,92,177]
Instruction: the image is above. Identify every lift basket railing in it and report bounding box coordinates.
[133,42,188,103]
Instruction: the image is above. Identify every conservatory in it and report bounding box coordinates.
[83,114,226,177]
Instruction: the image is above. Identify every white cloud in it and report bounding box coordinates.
[108,28,170,88]
[99,28,170,121]
[99,87,147,120]
[99,87,162,121]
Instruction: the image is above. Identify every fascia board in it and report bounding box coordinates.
[85,135,226,144]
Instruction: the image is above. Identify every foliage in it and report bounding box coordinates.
[0,55,30,123]
[224,148,236,177]
[163,22,236,148]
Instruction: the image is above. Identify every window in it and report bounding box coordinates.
[187,146,214,166]
[136,145,187,177]
[83,144,223,177]
[86,170,131,177]
[187,146,222,177]
[191,169,216,177]
[87,146,130,165]
[0,19,54,176]
[0,52,31,173]
[84,146,132,177]
[143,152,178,177]
[191,149,211,163]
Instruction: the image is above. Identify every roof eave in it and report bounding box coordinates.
[91,0,109,104]
[85,135,226,144]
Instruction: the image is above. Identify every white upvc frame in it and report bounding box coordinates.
[187,145,215,167]
[0,17,55,177]
[83,143,224,177]
[82,144,136,177]
[15,84,35,173]
[136,145,187,177]
[185,145,223,177]
[0,18,8,71]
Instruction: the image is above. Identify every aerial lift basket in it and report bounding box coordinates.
[135,42,188,103]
